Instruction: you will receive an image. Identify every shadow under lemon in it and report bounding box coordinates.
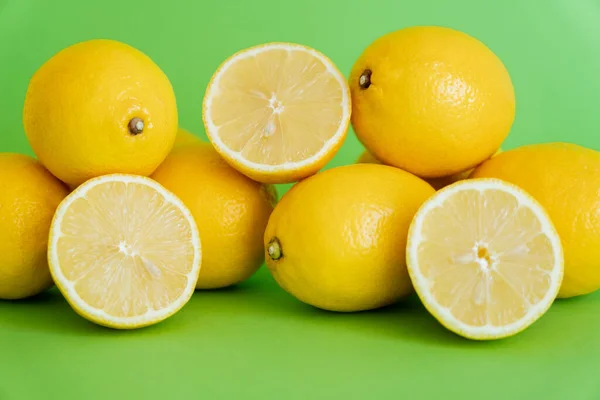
[0,269,446,343]
[1,263,586,350]
[179,268,463,346]
[356,148,503,190]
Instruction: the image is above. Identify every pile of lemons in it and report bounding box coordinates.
[2,26,600,340]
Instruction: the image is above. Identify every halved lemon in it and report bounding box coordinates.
[406,178,563,340]
[48,174,201,329]
[202,43,351,184]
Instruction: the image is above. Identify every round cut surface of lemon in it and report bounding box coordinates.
[48,174,201,329]
[203,42,351,183]
[407,178,563,340]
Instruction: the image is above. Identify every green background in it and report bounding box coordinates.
[1,0,600,398]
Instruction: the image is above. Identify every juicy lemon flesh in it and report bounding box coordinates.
[415,186,559,333]
[54,180,197,320]
[209,47,345,166]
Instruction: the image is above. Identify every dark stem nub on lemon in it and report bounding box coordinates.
[359,69,372,89]
[128,117,144,135]
[267,237,282,261]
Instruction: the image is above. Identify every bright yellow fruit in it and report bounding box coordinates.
[350,26,514,178]
[264,164,435,312]
[0,154,69,299]
[203,43,351,184]
[407,179,563,340]
[174,128,200,148]
[356,148,502,190]
[48,174,201,329]
[24,39,178,187]
[470,142,600,298]
[152,142,276,289]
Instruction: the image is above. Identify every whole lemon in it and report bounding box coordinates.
[173,127,200,149]
[350,26,514,178]
[0,154,69,299]
[23,39,178,187]
[151,142,277,289]
[470,142,600,298]
[264,164,435,312]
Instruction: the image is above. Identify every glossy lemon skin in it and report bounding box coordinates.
[0,154,69,299]
[471,142,600,298]
[152,142,277,289]
[23,39,178,187]
[264,163,435,312]
[350,26,514,178]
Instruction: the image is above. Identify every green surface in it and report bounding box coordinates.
[1,0,600,398]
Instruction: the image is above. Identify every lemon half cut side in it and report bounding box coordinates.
[203,42,351,183]
[407,178,563,340]
[48,174,201,329]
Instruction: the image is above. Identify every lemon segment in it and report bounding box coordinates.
[407,179,563,340]
[48,174,201,329]
[203,43,351,183]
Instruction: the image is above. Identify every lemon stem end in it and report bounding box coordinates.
[267,237,282,261]
[359,69,372,89]
[128,118,144,135]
